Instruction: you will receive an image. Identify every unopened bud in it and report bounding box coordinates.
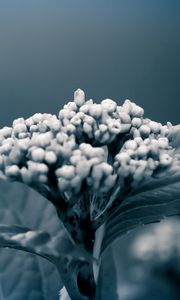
[31,148,45,162]
[74,89,85,106]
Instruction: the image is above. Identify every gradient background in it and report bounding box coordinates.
[0,0,179,128]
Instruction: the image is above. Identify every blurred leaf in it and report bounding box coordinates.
[0,224,76,262]
[0,180,65,299]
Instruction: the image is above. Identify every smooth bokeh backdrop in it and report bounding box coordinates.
[0,0,179,126]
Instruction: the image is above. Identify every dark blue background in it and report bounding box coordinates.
[0,0,179,126]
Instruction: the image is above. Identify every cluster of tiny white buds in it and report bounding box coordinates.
[0,89,176,199]
[114,127,173,186]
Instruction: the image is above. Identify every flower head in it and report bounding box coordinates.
[0,89,178,202]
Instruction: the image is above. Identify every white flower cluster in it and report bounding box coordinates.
[59,90,134,144]
[0,113,62,185]
[0,89,175,196]
[114,121,173,187]
[55,143,117,193]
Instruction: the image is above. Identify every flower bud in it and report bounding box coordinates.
[80,104,89,114]
[131,117,142,128]
[70,155,82,165]
[107,119,121,135]
[89,157,101,166]
[101,162,113,175]
[18,132,30,139]
[131,104,144,118]
[144,138,151,145]
[133,166,145,182]
[20,167,32,184]
[13,118,25,127]
[66,124,76,134]
[101,99,117,113]
[137,145,149,157]
[99,132,110,143]
[117,111,131,124]
[160,125,170,137]
[5,165,20,178]
[0,127,12,138]
[89,104,102,119]
[36,163,48,174]
[56,165,75,180]
[38,123,48,133]
[99,124,108,134]
[121,123,131,133]
[13,123,27,137]
[37,132,53,147]
[56,132,68,144]
[84,115,95,126]
[25,117,35,128]
[0,143,12,155]
[125,149,135,157]
[115,152,130,163]
[31,148,45,162]
[92,147,105,158]
[70,115,81,126]
[76,160,91,179]
[103,174,117,189]
[139,125,151,137]
[45,151,57,164]
[51,119,61,132]
[32,113,43,123]
[148,121,161,133]
[64,101,77,111]
[125,140,138,150]
[122,99,132,114]
[134,137,143,145]
[132,128,141,138]
[83,123,93,137]
[74,89,85,106]
[58,109,70,120]
[158,137,169,149]
[118,163,130,177]
[94,129,101,140]
[73,149,82,156]
[30,125,38,133]
[91,164,103,180]
[9,147,23,164]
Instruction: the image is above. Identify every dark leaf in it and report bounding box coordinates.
[102,179,180,253]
